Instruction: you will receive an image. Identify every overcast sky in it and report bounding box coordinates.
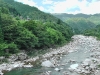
[14,0,100,14]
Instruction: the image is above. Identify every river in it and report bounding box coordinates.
[4,35,100,75]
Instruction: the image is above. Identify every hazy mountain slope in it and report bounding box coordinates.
[52,13,98,34]
[52,13,100,25]
[66,18,96,34]
[52,13,92,21]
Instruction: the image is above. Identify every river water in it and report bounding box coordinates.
[4,35,100,75]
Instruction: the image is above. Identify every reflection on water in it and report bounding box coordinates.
[4,66,42,75]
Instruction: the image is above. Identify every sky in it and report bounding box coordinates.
[14,0,100,14]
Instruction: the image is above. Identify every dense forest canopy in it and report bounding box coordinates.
[0,0,73,56]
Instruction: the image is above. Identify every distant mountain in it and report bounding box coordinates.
[52,13,100,34]
[52,13,100,25]
[66,17,96,34]
[52,13,91,21]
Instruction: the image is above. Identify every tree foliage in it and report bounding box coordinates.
[66,18,96,34]
[23,20,72,48]
[0,0,73,56]
[84,24,100,39]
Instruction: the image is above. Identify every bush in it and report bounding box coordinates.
[0,42,19,56]
[7,42,19,54]
[0,43,8,56]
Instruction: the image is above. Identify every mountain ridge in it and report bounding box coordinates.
[3,0,60,22]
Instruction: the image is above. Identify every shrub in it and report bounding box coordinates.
[0,42,19,56]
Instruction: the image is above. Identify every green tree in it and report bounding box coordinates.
[15,27,38,50]
[46,27,66,47]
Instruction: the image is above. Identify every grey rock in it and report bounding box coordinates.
[18,53,28,61]
[41,60,55,67]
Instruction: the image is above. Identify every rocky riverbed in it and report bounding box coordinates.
[1,35,100,75]
[40,35,100,75]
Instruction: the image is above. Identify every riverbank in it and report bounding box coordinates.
[1,35,100,75]
[40,35,100,75]
[35,35,100,75]
[0,35,78,75]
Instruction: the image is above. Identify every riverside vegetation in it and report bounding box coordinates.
[0,0,73,56]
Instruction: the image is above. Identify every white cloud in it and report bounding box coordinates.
[78,0,100,14]
[48,0,80,13]
[38,6,45,11]
[47,0,100,14]
[15,0,45,11]
[42,0,53,4]
[15,0,37,6]
[15,0,100,14]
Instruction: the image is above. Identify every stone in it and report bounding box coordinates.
[54,68,60,72]
[9,54,18,61]
[41,60,55,67]
[70,64,78,69]
[0,56,5,62]
[18,53,28,61]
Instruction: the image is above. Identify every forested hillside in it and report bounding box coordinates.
[84,25,100,39]
[4,0,61,22]
[52,13,92,21]
[0,0,73,56]
[66,18,96,34]
[52,13,99,34]
[52,13,100,24]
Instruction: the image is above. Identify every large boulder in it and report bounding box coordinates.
[18,53,28,61]
[41,60,55,67]
[70,64,78,70]
[0,56,5,62]
[54,68,60,72]
[9,54,18,62]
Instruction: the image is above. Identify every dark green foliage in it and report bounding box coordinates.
[46,27,66,45]
[0,25,3,43]
[0,43,7,56]
[0,14,38,53]
[0,0,20,16]
[15,27,38,50]
[43,22,73,40]
[84,25,100,39]
[0,0,73,56]
[23,20,72,48]
[0,43,18,56]
[7,42,19,54]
